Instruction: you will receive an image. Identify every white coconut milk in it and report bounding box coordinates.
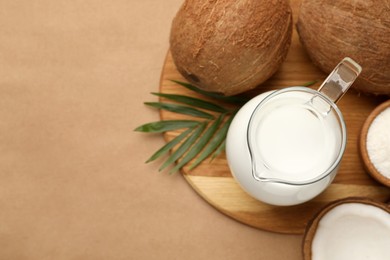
[249,91,342,182]
[311,203,390,260]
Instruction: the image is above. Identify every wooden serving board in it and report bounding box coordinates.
[158,0,390,234]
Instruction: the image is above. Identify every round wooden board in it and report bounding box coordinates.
[158,0,390,234]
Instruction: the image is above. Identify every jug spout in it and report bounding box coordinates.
[251,160,270,182]
[318,57,362,103]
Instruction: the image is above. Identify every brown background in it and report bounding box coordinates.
[0,1,302,259]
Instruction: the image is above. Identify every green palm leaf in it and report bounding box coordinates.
[151,92,228,113]
[159,122,207,172]
[211,139,226,161]
[134,120,200,133]
[171,80,248,104]
[145,102,214,119]
[169,114,224,174]
[301,80,318,87]
[189,116,233,170]
[145,127,194,163]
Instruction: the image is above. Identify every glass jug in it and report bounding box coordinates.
[226,58,362,206]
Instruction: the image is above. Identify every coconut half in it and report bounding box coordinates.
[303,197,390,260]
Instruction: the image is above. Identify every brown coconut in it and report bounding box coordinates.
[169,0,292,96]
[297,0,390,95]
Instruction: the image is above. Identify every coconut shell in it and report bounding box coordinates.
[169,0,292,96]
[302,197,390,260]
[297,0,390,95]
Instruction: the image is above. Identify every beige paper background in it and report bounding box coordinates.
[0,1,302,259]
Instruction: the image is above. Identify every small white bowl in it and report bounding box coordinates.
[360,99,390,188]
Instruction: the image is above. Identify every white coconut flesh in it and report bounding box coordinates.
[311,203,390,260]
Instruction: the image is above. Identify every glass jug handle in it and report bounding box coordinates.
[317,57,362,104]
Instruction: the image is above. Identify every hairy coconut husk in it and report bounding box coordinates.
[297,0,390,95]
[170,0,292,96]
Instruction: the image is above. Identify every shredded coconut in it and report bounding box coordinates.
[366,107,390,179]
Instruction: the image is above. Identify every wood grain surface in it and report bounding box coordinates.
[158,0,390,234]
